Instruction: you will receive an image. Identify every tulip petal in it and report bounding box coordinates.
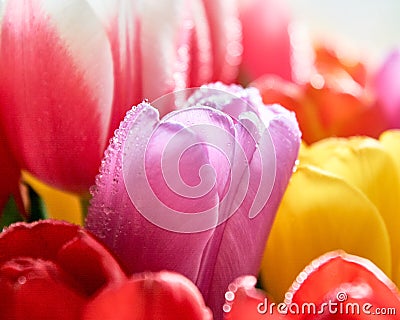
[187,0,213,86]
[262,165,391,302]
[86,0,141,135]
[304,137,400,286]
[380,130,400,179]
[202,0,242,82]
[0,220,126,319]
[197,95,300,317]
[140,0,192,113]
[288,251,400,319]
[0,0,114,193]
[226,252,400,320]
[223,276,282,320]
[83,271,212,320]
[374,48,400,128]
[87,84,300,319]
[86,103,214,283]
[239,0,292,81]
[0,257,86,320]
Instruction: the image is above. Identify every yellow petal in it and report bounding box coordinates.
[380,129,400,283]
[302,136,400,285]
[261,165,391,302]
[23,172,82,225]
[380,130,400,177]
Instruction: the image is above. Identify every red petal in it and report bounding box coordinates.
[83,271,212,320]
[239,0,292,82]
[288,251,400,319]
[0,220,127,316]
[0,0,114,193]
[86,0,142,135]
[202,0,242,83]
[224,275,295,320]
[0,257,86,320]
[57,229,127,296]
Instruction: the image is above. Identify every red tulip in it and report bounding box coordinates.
[0,0,241,194]
[238,0,292,82]
[83,271,212,320]
[202,0,242,83]
[0,220,126,319]
[223,251,400,319]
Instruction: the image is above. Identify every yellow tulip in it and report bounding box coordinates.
[261,130,400,301]
[23,172,83,225]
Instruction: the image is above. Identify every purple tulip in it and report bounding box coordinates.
[374,48,400,129]
[86,82,300,319]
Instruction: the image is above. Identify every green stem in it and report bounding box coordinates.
[80,196,91,225]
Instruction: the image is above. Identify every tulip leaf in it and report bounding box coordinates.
[27,184,48,222]
[0,196,24,229]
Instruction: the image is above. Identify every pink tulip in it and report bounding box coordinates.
[86,83,301,319]
[374,48,400,129]
[238,0,292,82]
[0,0,241,194]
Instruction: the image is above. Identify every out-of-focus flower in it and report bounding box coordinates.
[86,83,301,319]
[374,48,400,129]
[224,251,400,320]
[83,271,212,320]
[261,131,400,301]
[238,0,292,82]
[0,220,127,319]
[0,0,241,195]
[252,43,391,143]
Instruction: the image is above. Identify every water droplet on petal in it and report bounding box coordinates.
[18,276,27,285]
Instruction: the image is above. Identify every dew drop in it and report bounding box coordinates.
[225,291,235,302]
[17,276,27,285]
[223,304,231,313]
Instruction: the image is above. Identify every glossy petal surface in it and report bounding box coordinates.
[225,252,400,320]
[303,137,400,284]
[83,271,212,320]
[239,0,292,81]
[262,165,391,301]
[86,83,300,319]
[0,0,114,193]
[374,48,400,129]
[0,220,126,319]
[289,252,400,320]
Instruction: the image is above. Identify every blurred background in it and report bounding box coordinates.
[287,0,400,62]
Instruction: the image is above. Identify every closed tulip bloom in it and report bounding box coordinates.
[86,83,301,318]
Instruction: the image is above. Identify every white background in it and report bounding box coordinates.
[286,0,400,63]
